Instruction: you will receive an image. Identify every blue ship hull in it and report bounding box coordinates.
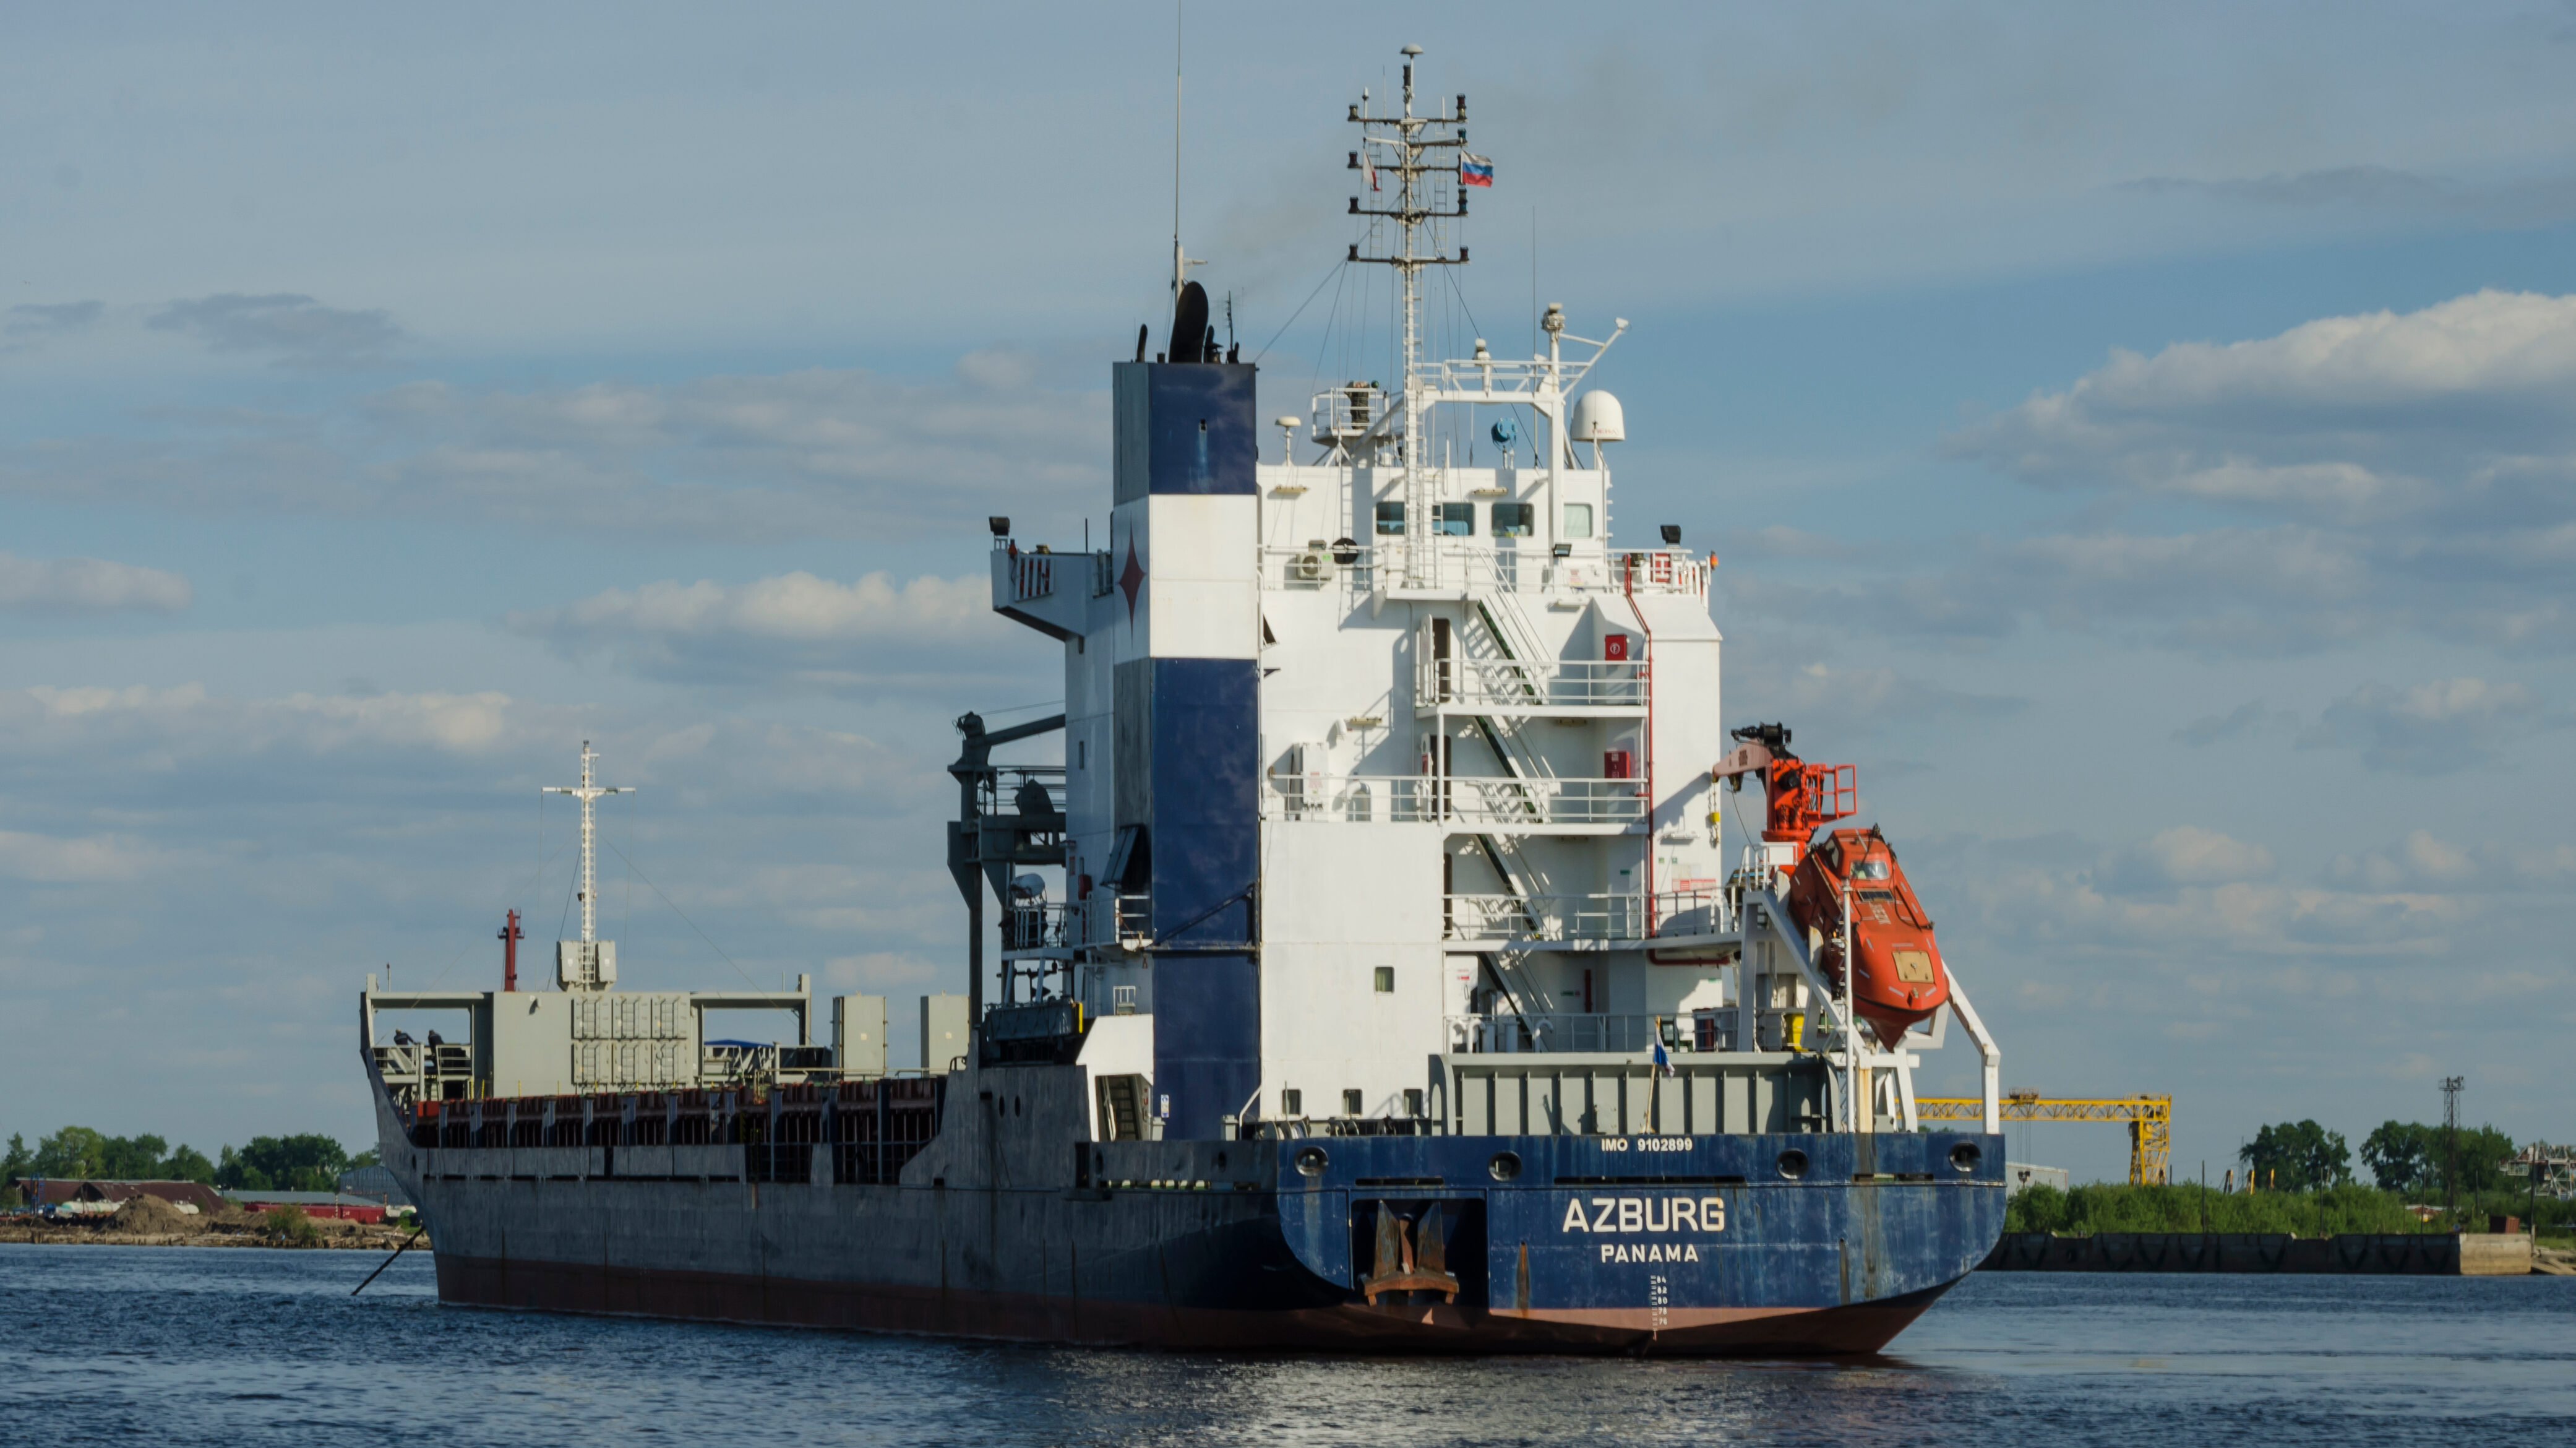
[385,1072,2005,1355]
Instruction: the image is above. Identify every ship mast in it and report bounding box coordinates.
[1350,43,1469,587]
[543,740,630,989]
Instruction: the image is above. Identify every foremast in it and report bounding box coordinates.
[542,740,630,990]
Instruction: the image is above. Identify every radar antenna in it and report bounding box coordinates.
[1349,44,1470,585]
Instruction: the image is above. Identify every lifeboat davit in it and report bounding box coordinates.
[1787,827,1951,1047]
[1711,724,1954,1049]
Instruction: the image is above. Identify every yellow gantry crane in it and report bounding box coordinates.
[1917,1090,2172,1186]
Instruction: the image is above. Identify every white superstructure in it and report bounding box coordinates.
[981,46,1998,1143]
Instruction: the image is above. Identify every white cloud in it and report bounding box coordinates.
[0,828,162,883]
[2175,700,2275,747]
[2295,677,2550,773]
[1725,293,2576,658]
[3,300,104,338]
[146,293,406,369]
[0,683,542,759]
[508,570,1034,694]
[0,553,192,613]
[0,350,1107,545]
[2108,825,2277,891]
[1954,290,2576,522]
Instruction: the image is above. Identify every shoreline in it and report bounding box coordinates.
[0,1223,427,1252]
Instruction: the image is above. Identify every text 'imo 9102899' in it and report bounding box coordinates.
[359,48,2007,1353]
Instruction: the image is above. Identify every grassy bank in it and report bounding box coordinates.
[2003,1182,2567,1236]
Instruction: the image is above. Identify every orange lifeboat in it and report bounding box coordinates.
[1787,827,1951,1047]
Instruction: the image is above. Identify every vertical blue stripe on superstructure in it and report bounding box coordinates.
[1146,365,1256,496]
[1147,657,1259,1139]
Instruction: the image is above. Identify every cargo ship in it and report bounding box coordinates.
[362,50,2007,1353]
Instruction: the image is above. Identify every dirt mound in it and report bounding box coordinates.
[111,1192,198,1233]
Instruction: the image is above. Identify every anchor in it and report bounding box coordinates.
[1359,1202,1462,1305]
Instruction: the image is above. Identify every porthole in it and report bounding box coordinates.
[1775,1148,1810,1181]
[1294,1146,1329,1178]
[1949,1142,1983,1174]
[1488,1151,1522,1182]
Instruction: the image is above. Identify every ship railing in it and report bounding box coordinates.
[1001,896,1151,952]
[1444,775,1645,827]
[1614,548,1708,597]
[1260,772,1642,828]
[1260,540,1672,600]
[1260,772,1436,823]
[1002,902,1078,952]
[1015,893,1151,949]
[1264,542,1375,591]
[1443,889,1732,943]
[1422,655,1645,710]
[997,546,1064,601]
[1445,1011,1740,1056]
[1444,1012,1668,1055]
[973,765,1066,820]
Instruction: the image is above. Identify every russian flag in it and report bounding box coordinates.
[1459,152,1494,187]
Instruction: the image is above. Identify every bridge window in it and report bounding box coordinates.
[1374,501,1405,535]
[1435,502,1474,536]
[1563,502,1594,539]
[1491,502,1534,537]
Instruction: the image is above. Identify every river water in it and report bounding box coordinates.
[4,1244,2569,1445]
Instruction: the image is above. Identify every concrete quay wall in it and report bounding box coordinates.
[1981,1231,2533,1275]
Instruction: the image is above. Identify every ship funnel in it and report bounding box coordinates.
[1169,281,1211,364]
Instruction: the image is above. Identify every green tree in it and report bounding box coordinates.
[98,1134,169,1179]
[2240,1120,2352,1191]
[32,1126,110,1178]
[2443,1124,2518,1196]
[222,1134,350,1192]
[216,1145,270,1191]
[161,1145,218,1184]
[2006,1182,2070,1233]
[1,1132,30,1184]
[2363,1121,2436,1195]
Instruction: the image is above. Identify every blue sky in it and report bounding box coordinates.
[4,3,2572,1184]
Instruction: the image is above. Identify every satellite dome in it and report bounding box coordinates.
[1570,391,1626,443]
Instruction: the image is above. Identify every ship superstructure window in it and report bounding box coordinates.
[1404,1088,1424,1117]
[1435,502,1474,536]
[1490,502,1534,537]
[1375,501,1405,535]
[1373,966,1394,993]
[1281,1088,1302,1116]
[1342,1088,1365,1116]
[1563,502,1594,539]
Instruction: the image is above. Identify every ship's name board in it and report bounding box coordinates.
[1558,1195,1726,1234]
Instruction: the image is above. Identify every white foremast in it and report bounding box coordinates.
[543,739,630,989]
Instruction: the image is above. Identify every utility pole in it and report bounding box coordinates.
[2441,1075,2464,1224]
